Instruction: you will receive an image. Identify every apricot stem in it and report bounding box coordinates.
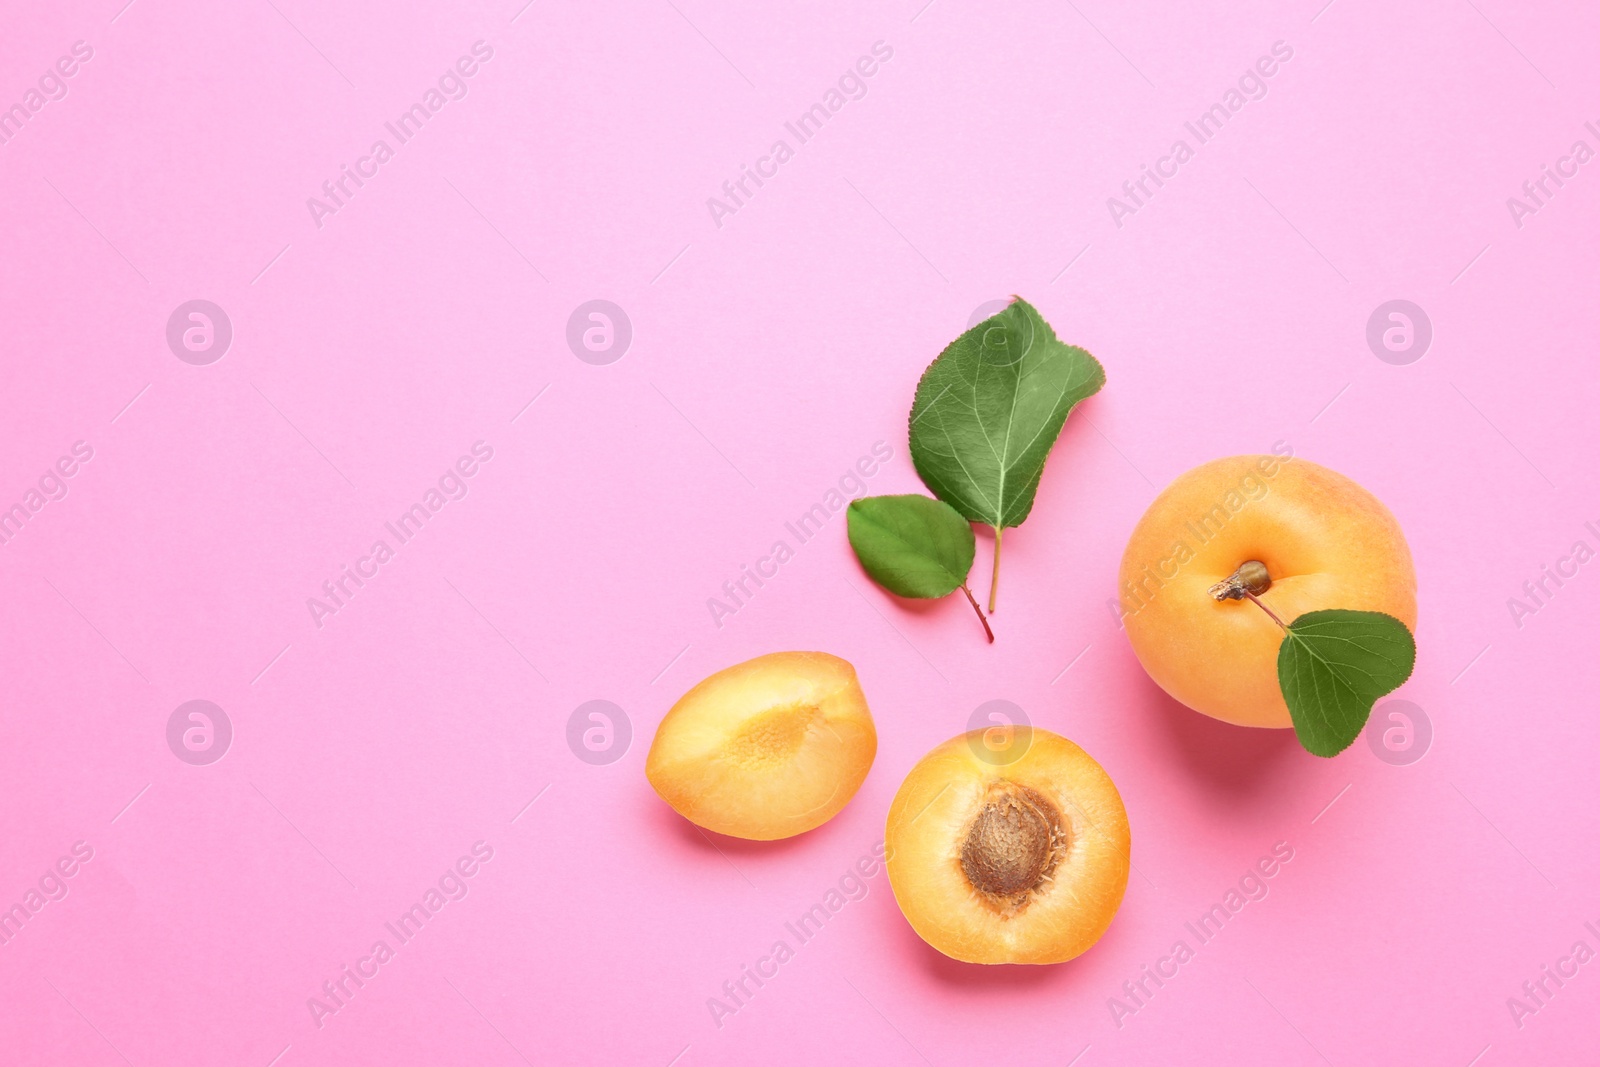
[1243,589,1287,631]
[961,584,995,643]
[988,526,1003,614]
[1209,560,1272,601]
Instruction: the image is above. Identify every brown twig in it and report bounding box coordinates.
[961,584,995,642]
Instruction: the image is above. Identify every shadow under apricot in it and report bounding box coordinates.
[889,911,1106,994]
[647,792,853,867]
[1139,671,1303,802]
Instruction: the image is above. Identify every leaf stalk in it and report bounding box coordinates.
[960,584,995,643]
[987,526,1003,613]
[1243,589,1287,631]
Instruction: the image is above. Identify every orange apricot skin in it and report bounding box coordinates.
[885,728,1130,965]
[1119,454,1417,728]
[646,652,876,841]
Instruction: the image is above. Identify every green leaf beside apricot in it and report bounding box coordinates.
[908,297,1104,611]
[846,495,992,642]
[1276,610,1417,757]
[846,495,973,598]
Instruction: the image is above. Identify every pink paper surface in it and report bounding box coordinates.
[2,1,1597,1064]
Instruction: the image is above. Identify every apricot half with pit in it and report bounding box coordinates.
[885,727,1130,964]
[1118,453,1417,728]
[646,652,876,840]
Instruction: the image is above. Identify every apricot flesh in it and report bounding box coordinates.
[885,728,1130,965]
[1119,454,1417,729]
[646,652,876,840]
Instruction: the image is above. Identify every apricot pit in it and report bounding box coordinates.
[960,783,1062,901]
[885,727,1130,964]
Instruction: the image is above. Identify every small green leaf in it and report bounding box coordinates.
[846,494,975,599]
[1277,610,1417,758]
[908,297,1104,532]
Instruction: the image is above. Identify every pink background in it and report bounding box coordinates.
[2,0,1597,1064]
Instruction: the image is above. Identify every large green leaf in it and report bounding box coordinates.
[846,494,974,598]
[908,297,1104,530]
[1277,610,1417,757]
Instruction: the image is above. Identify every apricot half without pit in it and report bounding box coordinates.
[885,727,1130,964]
[646,651,877,841]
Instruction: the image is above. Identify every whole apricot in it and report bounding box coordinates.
[646,652,876,840]
[1119,454,1417,728]
[885,727,1130,964]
